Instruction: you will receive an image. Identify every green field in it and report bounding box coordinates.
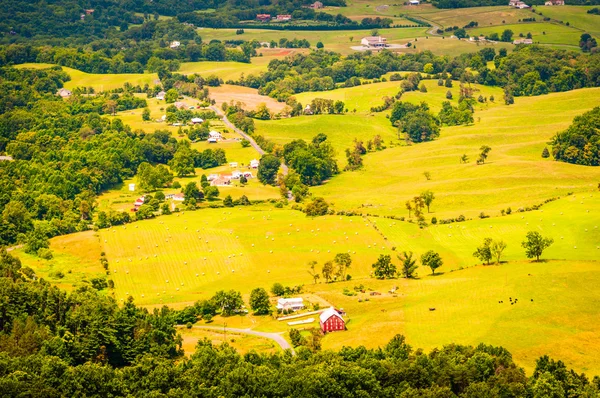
[468,22,585,47]
[536,5,600,36]
[311,87,600,218]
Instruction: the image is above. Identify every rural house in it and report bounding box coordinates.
[156,91,166,100]
[361,36,388,48]
[208,131,222,143]
[170,41,181,49]
[256,14,271,22]
[320,307,346,332]
[57,88,72,98]
[191,117,203,124]
[166,193,185,202]
[133,196,146,211]
[277,15,292,21]
[211,176,231,187]
[276,298,305,311]
[310,1,324,8]
[250,159,260,169]
[545,0,564,4]
[304,104,313,115]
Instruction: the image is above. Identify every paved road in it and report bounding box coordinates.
[209,105,289,176]
[186,325,295,354]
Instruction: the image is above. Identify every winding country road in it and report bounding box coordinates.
[209,105,289,176]
[184,325,295,354]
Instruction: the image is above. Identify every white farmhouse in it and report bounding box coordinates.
[276,298,304,311]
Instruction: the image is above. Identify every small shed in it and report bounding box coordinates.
[250,159,260,169]
[128,183,135,192]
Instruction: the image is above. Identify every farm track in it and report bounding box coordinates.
[183,325,295,354]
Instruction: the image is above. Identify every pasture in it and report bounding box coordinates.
[536,5,600,36]
[179,328,279,356]
[311,87,600,218]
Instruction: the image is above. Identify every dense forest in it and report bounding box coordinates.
[0,248,598,396]
[551,106,599,166]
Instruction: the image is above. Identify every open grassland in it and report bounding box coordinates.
[312,87,600,218]
[17,193,600,374]
[15,63,158,91]
[179,328,279,356]
[536,5,600,36]
[468,22,585,47]
[415,6,535,28]
[256,113,397,160]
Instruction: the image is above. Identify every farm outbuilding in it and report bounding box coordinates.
[320,307,345,333]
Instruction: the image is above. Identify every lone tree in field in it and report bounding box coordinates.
[307,260,320,284]
[398,251,418,279]
[473,237,493,265]
[522,231,554,261]
[334,253,352,280]
[142,108,151,121]
[372,254,397,279]
[249,287,271,315]
[405,200,413,218]
[271,283,285,296]
[421,250,443,275]
[460,154,469,164]
[491,239,507,264]
[420,190,435,213]
[477,145,491,165]
[541,147,550,158]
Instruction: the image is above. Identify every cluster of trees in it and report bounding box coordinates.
[372,250,444,278]
[344,135,384,171]
[390,101,440,143]
[551,106,599,166]
[308,253,353,283]
[282,134,338,186]
[237,51,445,101]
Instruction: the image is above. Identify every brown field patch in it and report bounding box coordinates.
[210,84,286,112]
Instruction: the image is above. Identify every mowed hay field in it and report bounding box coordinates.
[311,87,600,218]
[179,327,279,356]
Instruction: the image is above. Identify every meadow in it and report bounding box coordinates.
[311,87,600,218]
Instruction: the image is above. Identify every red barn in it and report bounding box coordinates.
[320,307,345,333]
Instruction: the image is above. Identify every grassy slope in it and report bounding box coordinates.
[256,80,503,161]
[311,87,600,218]
[179,328,279,356]
[536,5,600,36]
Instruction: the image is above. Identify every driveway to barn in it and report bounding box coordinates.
[184,325,295,354]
